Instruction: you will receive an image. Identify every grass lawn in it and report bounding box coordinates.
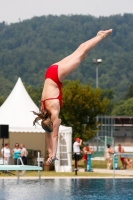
[21,171,113,177]
[0,170,125,177]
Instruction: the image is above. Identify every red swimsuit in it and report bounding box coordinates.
[42,65,62,108]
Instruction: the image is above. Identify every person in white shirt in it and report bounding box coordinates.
[1,143,10,165]
[73,138,82,169]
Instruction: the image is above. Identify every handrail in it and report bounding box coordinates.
[113,153,133,179]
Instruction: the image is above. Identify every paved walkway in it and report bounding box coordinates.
[79,168,133,177]
[0,175,132,180]
[94,168,133,176]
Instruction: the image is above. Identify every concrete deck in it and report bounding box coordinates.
[78,168,133,176]
[94,168,133,175]
[0,176,133,180]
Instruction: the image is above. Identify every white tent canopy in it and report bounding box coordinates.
[0,77,72,133]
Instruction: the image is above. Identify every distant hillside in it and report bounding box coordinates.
[0,14,133,100]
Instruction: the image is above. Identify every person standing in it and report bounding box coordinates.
[12,143,21,165]
[19,144,28,165]
[105,144,114,170]
[1,143,11,165]
[83,144,94,171]
[73,138,82,169]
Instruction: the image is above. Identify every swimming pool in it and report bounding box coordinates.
[0,179,133,200]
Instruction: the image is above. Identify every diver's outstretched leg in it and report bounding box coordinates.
[57,29,113,81]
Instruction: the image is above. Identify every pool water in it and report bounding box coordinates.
[0,179,133,200]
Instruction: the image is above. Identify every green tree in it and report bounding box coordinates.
[1,14,133,101]
[60,80,109,141]
[26,85,42,106]
[101,88,115,115]
[101,88,115,100]
[111,98,133,116]
[125,85,133,100]
[0,96,4,106]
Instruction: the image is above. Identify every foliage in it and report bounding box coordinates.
[101,88,115,100]
[101,88,115,114]
[0,96,4,106]
[111,98,133,116]
[25,85,43,106]
[125,85,133,100]
[0,14,133,103]
[60,80,109,141]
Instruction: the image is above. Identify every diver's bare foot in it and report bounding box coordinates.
[46,156,53,164]
[46,156,59,164]
[97,29,113,39]
[48,153,52,158]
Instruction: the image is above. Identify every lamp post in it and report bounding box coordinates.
[93,59,102,151]
[93,58,102,88]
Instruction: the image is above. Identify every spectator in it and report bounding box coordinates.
[12,143,21,165]
[1,143,10,165]
[127,158,133,168]
[20,144,28,165]
[118,144,129,169]
[73,138,82,169]
[105,144,114,170]
[83,144,94,171]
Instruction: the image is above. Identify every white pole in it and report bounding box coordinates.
[38,152,40,167]
[96,65,98,88]
[37,151,41,181]
[113,153,115,179]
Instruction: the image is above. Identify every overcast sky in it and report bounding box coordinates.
[0,0,133,24]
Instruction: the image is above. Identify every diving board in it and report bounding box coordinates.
[0,165,42,171]
[0,165,42,180]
